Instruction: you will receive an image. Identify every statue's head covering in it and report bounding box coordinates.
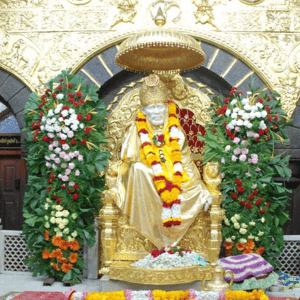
[139,74,168,107]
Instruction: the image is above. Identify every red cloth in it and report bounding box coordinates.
[12,291,67,300]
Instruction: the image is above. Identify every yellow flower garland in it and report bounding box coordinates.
[136,102,186,227]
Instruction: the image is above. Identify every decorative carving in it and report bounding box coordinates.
[239,0,265,4]
[67,0,92,4]
[149,0,182,24]
[266,11,291,31]
[110,0,138,28]
[192,0,218,30]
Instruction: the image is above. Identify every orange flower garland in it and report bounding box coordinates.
[137,101,186,227]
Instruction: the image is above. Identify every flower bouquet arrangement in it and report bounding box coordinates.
[199,82,292,267]
[22,69,109,284]
[132,246,208,269]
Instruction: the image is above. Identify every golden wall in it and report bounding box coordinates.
[0,0,299,116]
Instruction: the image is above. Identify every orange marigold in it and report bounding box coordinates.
[69,239,80,251]
[51,236,62,247]
[51,262,60,271]
[60,239,69,250]
[59,257,68,264]
[42,249,51,259]
[51,248,63,259]
[223,241,233,250]
[246,239,255,250]
[69,252,78,264]
[44,230,50,241]
[243,248,253,254]
[61,263,73,273]
[255,246,265,255]
[236,242,245,251]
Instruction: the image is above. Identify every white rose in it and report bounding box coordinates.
[236,119,243,126]
[224,218,230,226]
[241,223,247,228]
[248,235,254,239]
[242,113,250,120]
[230,216,237,223]
[58,223,65,229]
[244,104,251,111]
[54,227,59,232]
[238,109,245,116]
[60,133,67,140]
[258,231,264,236]
[44,222,50,228]
[50,217,56,224]
[239,228,247,234]
[249,112,256,119]
[47,109,54,117]
[256,103,263,109]
[62,210,69,217]
[239,238,247,244]
[231,112,238,119]
[51,211,55,216]
[44,216,49,221]
[242,98,249,105]
[67,236,74,242]
[72,213,78,219]
[44,203,49,210]
[59,117,64,122]
[261,217,265,223]
[225,238,232,242]
[234,222,240,229]
[255,112,262,118]
[231,236,236,240]
[231,99,237,105]
[249,221,256,226]
[56,205,63,211]
[46,198,52,203]
[63,228,70,234]
[56,232,63,237]
[261,110,267,117]
[234,214,240,220]
[255,237,259,241]
[71,231,78,237]
[225,145,231,152]
[56,94,64,100]
[61,110,69,117]
[225,109,231,117]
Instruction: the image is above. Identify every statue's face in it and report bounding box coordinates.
[142,103,168,126]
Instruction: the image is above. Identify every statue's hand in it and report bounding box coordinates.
[203,196,212,212]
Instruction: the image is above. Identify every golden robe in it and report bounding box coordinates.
[115,122,211,249]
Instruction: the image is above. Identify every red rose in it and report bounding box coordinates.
[62,105,69,110]
[265,135,271,141]
[237,91,244,95]
[33,136,38,142]
[217,108,223,115]
[80,139,87,145]
[247,195,254,200]
[60,185,66,190]
[73,102,79,107]
[71,140,77,145]
[229,90,235,96]
[73,184,79,190]
[85,114,92,121]
[41,94,47,100]
[266,201,271,207]
[47,180,53,184]
[222,122,227,127]
[274,114,279,121]
[267,115,272,121]
[67,189,73,194]
[39,111,44,118]
[72,193,79,200]
[168,250,174,254]
[222,104,228,111]
[257,98,263,104]
[231,193,238,199]
[76,91,82,97]
[79,99,85,104]
[42,136,48,142]
[239,200,246,206]
[51,195,57,200]
[38,104,43,109]
[85,127,91,134]
[59,139,66,145]
[66,83,72,88]
[232,87,237,90]
[245,203,252,209]
[235,179,242,185]
[212,127,217,132]
[272,124,277,130]
[56,197,62,204]
[254,137,260,143]
[265,106,271,112]
[225,129,231,136]
[157,134,164,142]
[255,200,260,206]
[77,114,83,121]
[56,85,63,90]
[68,93,74,98]
[253,190,259,195]
[51,93,57,98]
[265,127,269,133]
[31,122,36,129]
[258,129,264,136]
[237,186,245,193]
[46,186,52,192]
[35,129,40,136]
[36,121,41,127]
[260,209,265,214]
[59,78,64,82]
[45,89,51,94]
[230,134,236,140]
[224,97,230,103]
[50,173,55,180]
[151,249,160,258]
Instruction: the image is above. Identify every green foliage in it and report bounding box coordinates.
[200,86,292,267]
[22,69,109,283]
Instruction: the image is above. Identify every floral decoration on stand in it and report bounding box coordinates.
[200,83,292,267]
[137,101,191,227]
[22,69,109,284]
[132,245,208,269]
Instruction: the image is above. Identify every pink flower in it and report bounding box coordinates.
[69,153,75,159]
[233,148,241,155]
[235,127,241,132]
[69,182,75,187]
[50,154,56,160]
[69,162,75,169]
[53,141,59,147]
[54,147,61,153]
[64,155,70,161]
[59,152,66,158]
[62,144,70,151]
[49,145,53,151]
[65,169,71,175]
[61,175,69,182]
[57,132,61,138]
[231,155,237,162]
[52,164,56,169]
[239,154,247,161]
[78,155,83,161]
[251,154,259,164]
[45,162,51,168]
[47,133,54,138]
[233,137,240,144]
[75,170,80,176]
[45,156,50,161]
[254,133,259,138]
[67,131,74,138]
[241,148,249,155]
[58,174,63,179]
[74,151,79,156]
[61,163,67,168]
[54,158,61,164]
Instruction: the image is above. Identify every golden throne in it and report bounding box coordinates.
[97,28,225,285]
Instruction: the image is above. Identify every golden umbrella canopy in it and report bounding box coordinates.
[115,28,206,74]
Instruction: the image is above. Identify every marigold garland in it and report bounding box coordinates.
[137,101,189,227]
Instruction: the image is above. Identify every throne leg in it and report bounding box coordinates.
[97,190,119,275]
[208,194,224,265]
